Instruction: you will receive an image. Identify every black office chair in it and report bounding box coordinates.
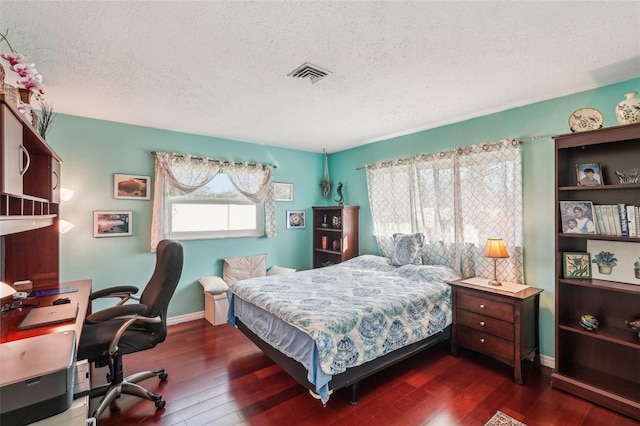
[77,239,184,419]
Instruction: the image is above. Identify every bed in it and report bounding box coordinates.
[228,254,461,404]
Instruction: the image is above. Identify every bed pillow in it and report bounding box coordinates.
[390,233,425,266]
[267,265,296,275]
[223,254,267,285]
[198,276,229,294]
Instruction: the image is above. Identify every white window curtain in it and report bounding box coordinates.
[366,139,524,283]
[150,152,276,252]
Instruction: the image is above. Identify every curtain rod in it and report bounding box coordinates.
[151,151,277,168]
[354,134,551,170]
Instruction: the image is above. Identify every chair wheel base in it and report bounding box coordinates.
[155,398,166,409]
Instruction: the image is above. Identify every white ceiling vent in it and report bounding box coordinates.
[288,62,331,84]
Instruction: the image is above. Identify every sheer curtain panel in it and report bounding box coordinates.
[151,152,276,252]
[366,139,524,283]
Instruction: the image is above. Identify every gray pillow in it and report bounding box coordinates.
[390,233,425,266]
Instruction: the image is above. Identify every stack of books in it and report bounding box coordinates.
[592,204,639,237]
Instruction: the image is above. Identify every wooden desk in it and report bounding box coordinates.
[0,280,92,425]
[0,279,91,346]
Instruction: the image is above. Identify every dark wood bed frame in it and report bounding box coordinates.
[236,319,451,404]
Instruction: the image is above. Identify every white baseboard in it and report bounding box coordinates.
[540,353,555,370]
[167,310,204,326]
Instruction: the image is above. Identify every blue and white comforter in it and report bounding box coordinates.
[229,255,460,379]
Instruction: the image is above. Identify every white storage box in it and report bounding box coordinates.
[204,292,229,326]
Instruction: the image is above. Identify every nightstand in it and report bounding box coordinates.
[449,278,543,384]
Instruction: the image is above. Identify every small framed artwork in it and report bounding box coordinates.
[286,210,305,229]
[114,174,151,200]
[559,200,596,234]
[563,252,591,279]
[274,182,294,201]
[576,163,603,186]
[93,210,133,237]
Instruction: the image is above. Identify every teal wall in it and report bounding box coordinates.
[328,77,640,358]
[46,77,638,359]
[48,117,325,315]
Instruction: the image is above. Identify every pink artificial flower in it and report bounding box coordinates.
[0,52,25,66]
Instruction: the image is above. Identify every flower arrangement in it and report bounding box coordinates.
[1,29,55,138]
[0,29,45,99]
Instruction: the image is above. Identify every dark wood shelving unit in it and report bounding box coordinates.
[551,123,640,420]
[312,205,359,268]
[1,95,62,290]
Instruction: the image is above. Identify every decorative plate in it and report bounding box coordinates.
[568,108,604,132]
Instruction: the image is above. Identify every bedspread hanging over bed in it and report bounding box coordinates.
[228,255,461,380]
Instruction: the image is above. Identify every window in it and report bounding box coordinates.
[168,174,264,239]
[151,152,276,252]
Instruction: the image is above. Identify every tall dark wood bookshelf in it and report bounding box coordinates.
[312,205,359,268]
[551,123,640,420]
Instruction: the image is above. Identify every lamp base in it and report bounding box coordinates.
[488,279,502,286]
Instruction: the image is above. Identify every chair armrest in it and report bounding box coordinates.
[85,304,148,324]
[89,285,140,305]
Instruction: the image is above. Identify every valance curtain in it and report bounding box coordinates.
[150,152,276,252]
[366,139,524,283]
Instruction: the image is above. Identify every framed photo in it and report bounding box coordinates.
[563,252,591,279]
[274,182,294,201]
[587,239,640,285]
[114,174,151,200]
[576,163,603,186]
[559,200,596,234]
[286,210,305,229]
[93,211,133,237]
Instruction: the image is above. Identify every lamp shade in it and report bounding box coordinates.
[59,219,75,234]
[482,238,509,259]
[1,281,16,299]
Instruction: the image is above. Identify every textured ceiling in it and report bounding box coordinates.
[1,1,639,153]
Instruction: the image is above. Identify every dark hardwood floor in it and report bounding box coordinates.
[92,320,637,425]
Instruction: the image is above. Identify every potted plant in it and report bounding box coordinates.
[591,251,617,275]
[634,257,640,279]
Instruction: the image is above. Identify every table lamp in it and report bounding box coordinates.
[1,281,17,309]
[482,238,509,286]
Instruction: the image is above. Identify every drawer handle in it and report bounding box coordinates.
[479,304,485,309]
[480,338,485,344]
[480,321,485,327]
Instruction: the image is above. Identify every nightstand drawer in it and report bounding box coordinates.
[457,291,513,322]
[457,325,514,360]
[456,309,514,341]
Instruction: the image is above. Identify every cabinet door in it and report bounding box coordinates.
[1,104,25,197]
[51,158,61,203]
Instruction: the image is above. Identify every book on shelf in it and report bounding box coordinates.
[636,206,640,237]
[593,205,607,235]
[627,205,637,237]
[603,204,617,235]
[617,203,629,237]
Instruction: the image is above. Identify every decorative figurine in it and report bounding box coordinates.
[334,182,344,205]
[626,318,640,339]
[579,314,599,331]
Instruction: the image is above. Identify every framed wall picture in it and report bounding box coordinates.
[274,182,294,201]
[559,200,596,234]
[587,239,640,285]
[563,252,591,279]
[576,163,603,186]
[93,211,133,237]
[114,174,151,200]
[286,210,305,229]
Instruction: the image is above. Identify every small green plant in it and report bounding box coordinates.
[634,257,640,269]
[592,251,617,267]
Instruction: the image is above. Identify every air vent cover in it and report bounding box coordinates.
[288,62,331,84]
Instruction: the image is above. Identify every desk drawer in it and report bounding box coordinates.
[457,325,514,360]
[457,291,513,322]
[456,309,514,341]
